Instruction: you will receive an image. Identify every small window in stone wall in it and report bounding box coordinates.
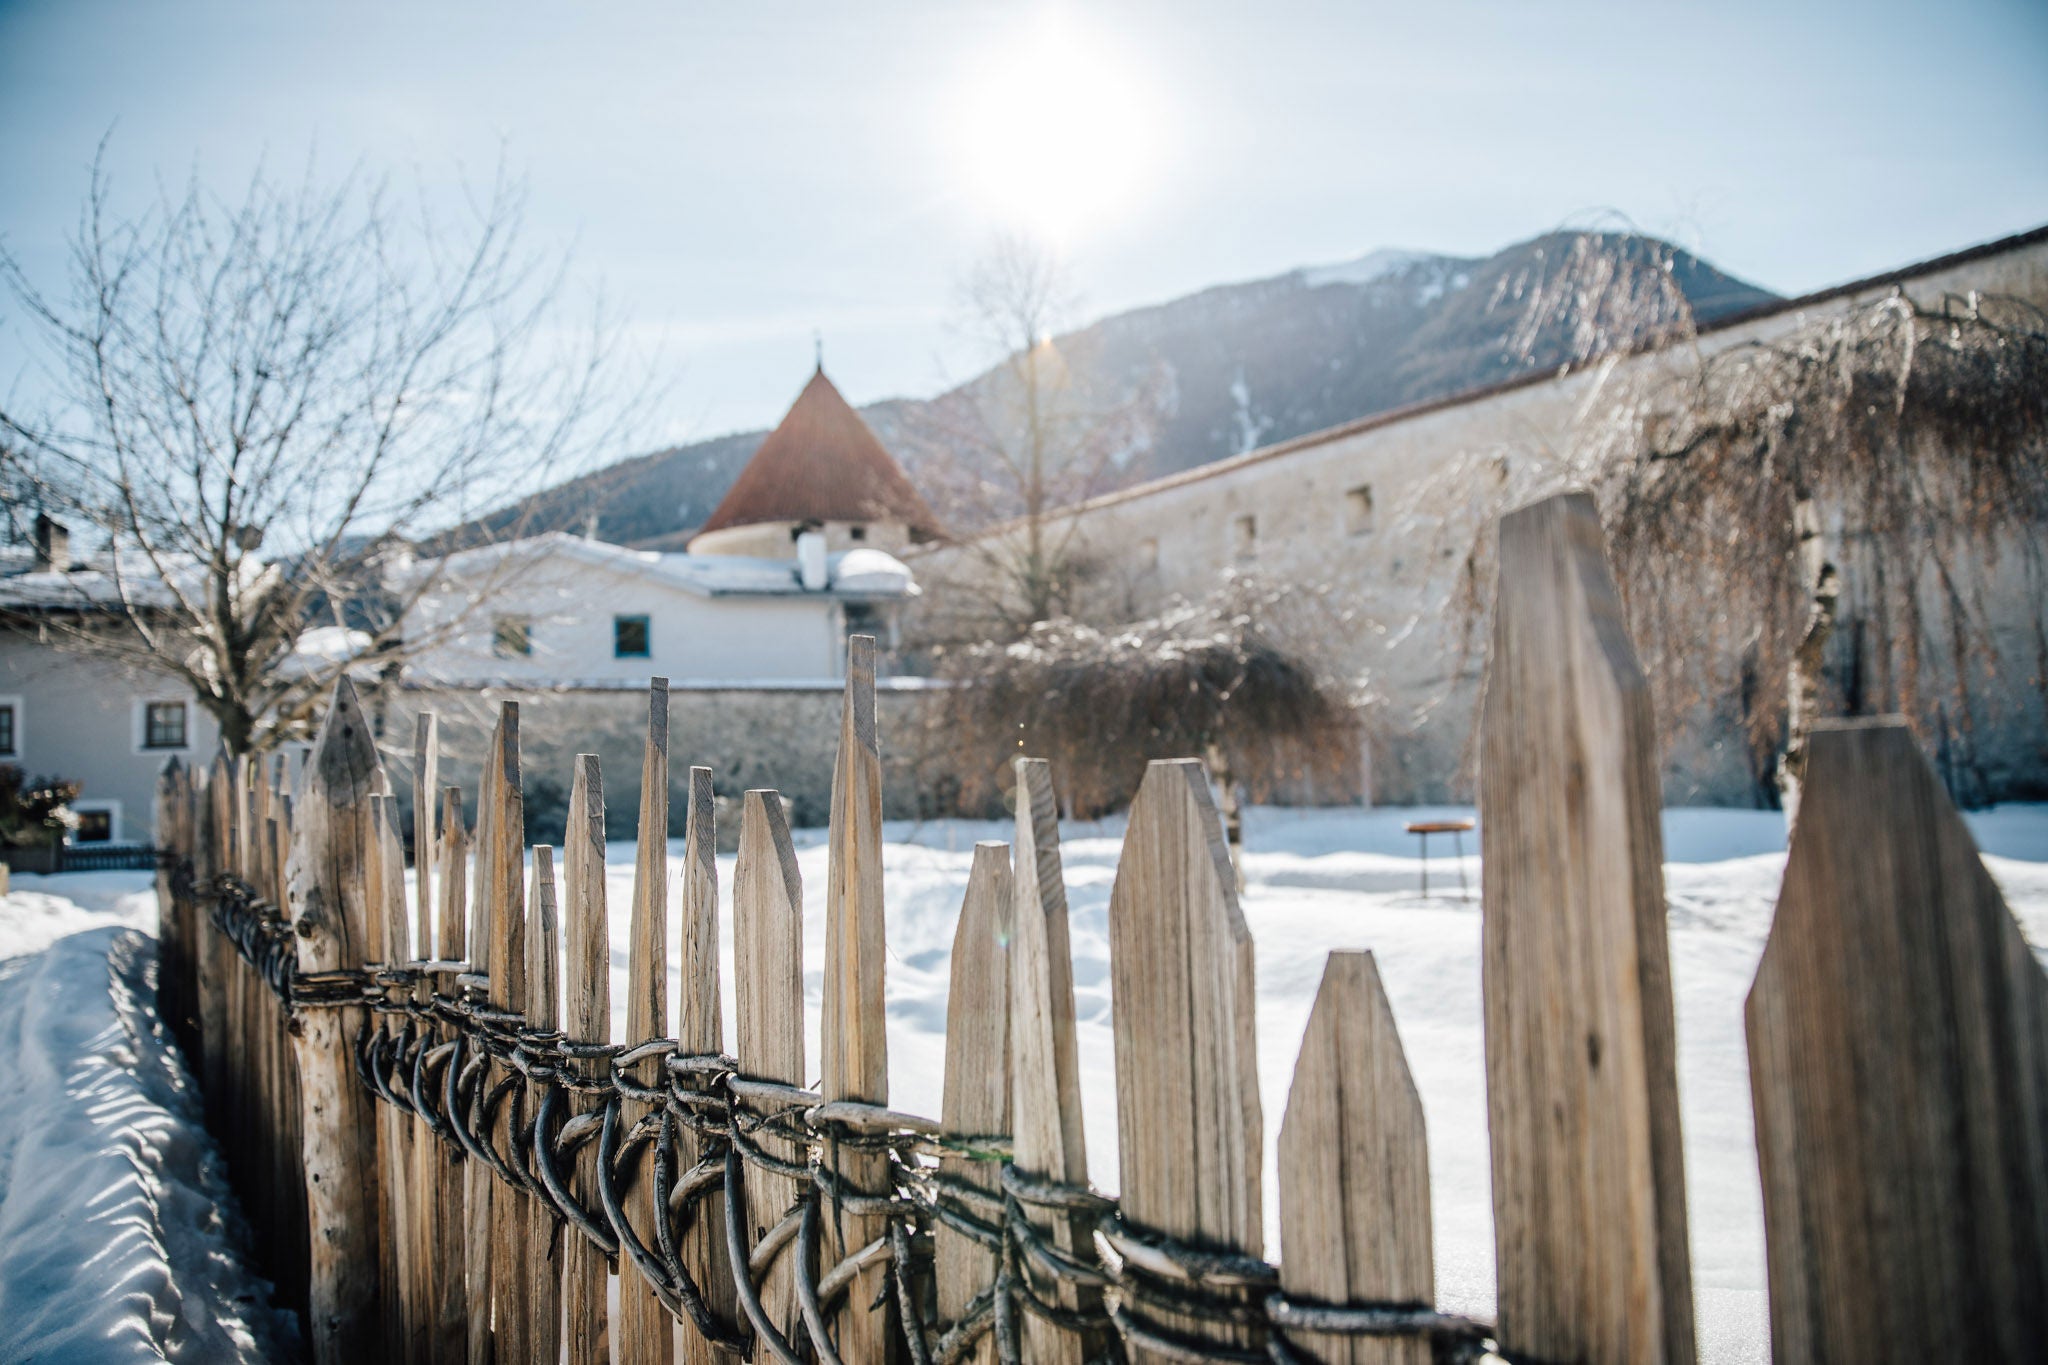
[494,616,533,658]
[0,702,14,756]
[1232,514,1257,561]
[849,525,867,542]
[1345,484,1375,536]
[614,614,651,658]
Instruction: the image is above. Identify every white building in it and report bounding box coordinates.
[398,531,919,687]
[390,364,943,835]
[400,365,935,687]
[0,516,221,848]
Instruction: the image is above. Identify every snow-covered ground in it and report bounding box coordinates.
[0,874,299,1363]
[2,803,2043,1363]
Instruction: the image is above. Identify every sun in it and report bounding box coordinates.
[954,15,1158,243]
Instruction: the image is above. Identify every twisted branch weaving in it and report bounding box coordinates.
[201,871,1499,1364]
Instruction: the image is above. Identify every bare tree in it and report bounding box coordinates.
[922,568,1361,858]
[903,235,1159,634]
[1,149,633,755]
[1459,287,2048,814]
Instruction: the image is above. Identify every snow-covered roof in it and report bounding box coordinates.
[414,531,917,600]
[0,544,220,612]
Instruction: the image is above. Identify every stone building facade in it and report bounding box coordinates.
[912,227,2048,805]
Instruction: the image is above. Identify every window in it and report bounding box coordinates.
[843,602,880,638]
[1232,514,1257,561]
[1344,484,1376,536]
[848,525,867,542]
[614,614,650,659]
[493,616,532,658]
[0,700,15,756]
[143,701,188,750]
[74,805,114,843]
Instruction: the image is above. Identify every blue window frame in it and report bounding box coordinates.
[614,614,651,659]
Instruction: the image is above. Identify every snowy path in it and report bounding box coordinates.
[1,804,2043,1363]
[0,879,297,1364]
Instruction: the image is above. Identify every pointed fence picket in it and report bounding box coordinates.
[1747,720,2048,1361]
[156,494,2048,1365]
[936,841,1013,1365]
[1478,491,1695,1365]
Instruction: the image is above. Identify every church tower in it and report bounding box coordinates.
[688,365,942,558]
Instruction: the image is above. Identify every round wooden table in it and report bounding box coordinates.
[1405,818,1475,900]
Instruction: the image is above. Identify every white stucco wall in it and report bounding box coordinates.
[0,630,220,844]
[402,545,863,686]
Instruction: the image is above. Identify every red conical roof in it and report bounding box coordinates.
[695,368,942,541]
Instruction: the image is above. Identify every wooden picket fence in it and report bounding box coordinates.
[152,491,2048,1365]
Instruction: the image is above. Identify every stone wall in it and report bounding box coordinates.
[909,231,2048,806]
[380,681,934,846]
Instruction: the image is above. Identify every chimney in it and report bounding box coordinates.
[33,514,69,573]
[795,529,828,591]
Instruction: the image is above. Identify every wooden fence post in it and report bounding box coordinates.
[1277,951,1433,1365]
[620,678,676,1365]
[821,635,899,1362]
[200,746,232,1132]
[1109,758,1264,1360]
[428,784,470,1362]
[679,765,740,1360]
[371,791,416,1356]
[155,757,189,1043]
[1478,490,1695,1365]
[482,703,531,1365]
[563,757,612,1360]
[527,844,565,1363]
[937,840,1012,1362]
[1010,758,1109,1363]
[285,677,385,1363]
[466,716,504,1365]
[733,788,804,1348]
[415,712,439,948]
[1747,720,2048,1361]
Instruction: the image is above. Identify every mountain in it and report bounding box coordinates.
[464,231,1776,547]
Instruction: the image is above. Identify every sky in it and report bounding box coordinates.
[2,0,2046,449]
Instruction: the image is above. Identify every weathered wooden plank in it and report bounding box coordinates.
[676,765,739,1361]
[371,792,417,1357]
[414,712,440,958]
[1277,951,1433,1365]
[732,788,804,1349]
[428,785,470,1363]
[481,704,531,1365]
[198,748,231,1132]
[563,756,612,1363]
[1110,757,1265,1360]
[621,678,676,1365]
[526,844,565,1363]
[821,636,898,1362]
[153,758,189,1046]
[937,841,1012,1361]
[1009,757,1109,1363]
[1477,490,1694,1365]
[467,737,499,1365]
[1748,720,2048,1362]
[284,678,385,1363]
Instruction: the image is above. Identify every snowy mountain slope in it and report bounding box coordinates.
[457,231,1775,547]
